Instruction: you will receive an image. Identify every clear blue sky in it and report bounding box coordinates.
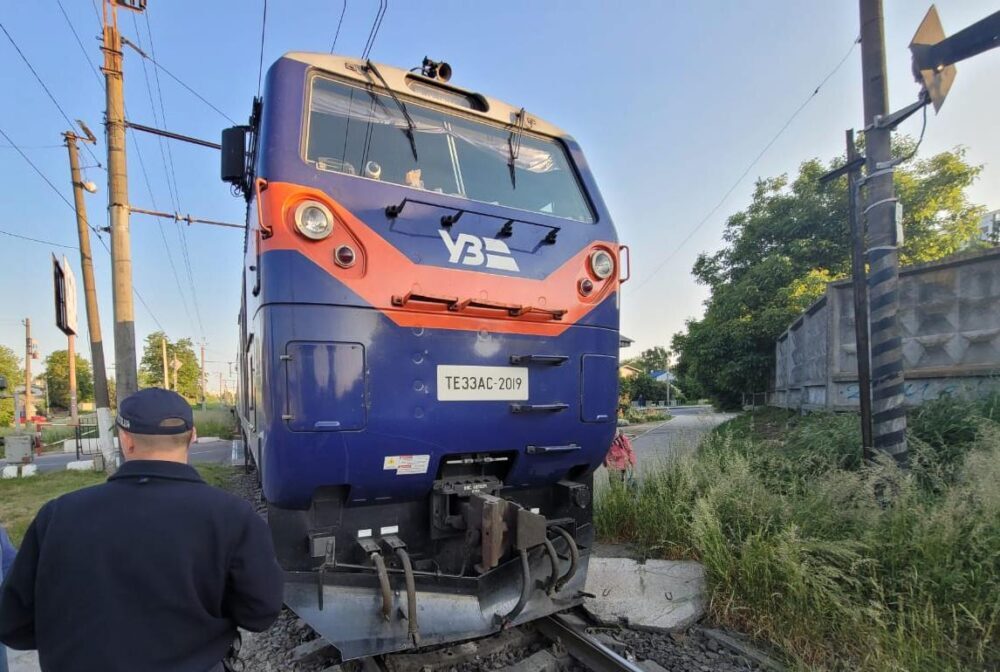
[1,1,997,386]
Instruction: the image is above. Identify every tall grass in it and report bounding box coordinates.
[595,396,1000,670]
[193,406,237,440]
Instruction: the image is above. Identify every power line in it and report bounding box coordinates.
[361,0,387,60]
[257,0,268,97]
[56,0,105,91]
[0,228,77,250]
[0,125,76,211]
[0,19,104,169]
[128,126,197,336]
[139,9,205,339]
[122,38,238,125]
[633,37,861,293]
[330,0,347,53]
[0,123,166,331]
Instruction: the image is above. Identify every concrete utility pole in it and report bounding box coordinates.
[23,318,34,424]
[102,0,138,403]
[161,335,169,390]
[859,0,907,467]
[171,357,181,393]
[200,342,207,410]
[65,131,111,410]
[845,130,875,461]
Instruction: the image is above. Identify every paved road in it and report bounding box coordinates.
[1,439,239,474]
[630,406,736,471]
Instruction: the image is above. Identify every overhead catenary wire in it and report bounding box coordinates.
[257,0,268,98]
[330,0,347,53]
[632,36,861,293]
[361,0,387,60]
[138,10,205,339]
[128,125,198,337]
[0,19,104,169]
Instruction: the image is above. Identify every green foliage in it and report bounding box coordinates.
[620,373,671,405]
[138,331,202,399]
[672,141,984,408]
[623,346,670,374]
[43,350,94,409]
[0,345,20,426]
[595,399,1000,670]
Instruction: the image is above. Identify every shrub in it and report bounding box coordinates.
[595,398,1000,670]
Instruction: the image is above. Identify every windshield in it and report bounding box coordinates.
[304,75,594,223]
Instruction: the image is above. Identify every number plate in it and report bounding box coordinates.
[436,365,529,401]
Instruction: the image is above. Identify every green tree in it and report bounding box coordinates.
[0,345,21,426]
[621,373,670,405]
[624,346,671,373]
[44,350,94,410]
[138,332,202,399]
[672,141,983,409]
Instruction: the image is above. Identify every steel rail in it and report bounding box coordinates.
[535,612,646,672]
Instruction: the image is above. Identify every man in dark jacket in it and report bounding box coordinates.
[0,388,284,672]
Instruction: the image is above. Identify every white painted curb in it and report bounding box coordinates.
[66,460,96,471]
[20,464,38,477]
[1,465,19,479]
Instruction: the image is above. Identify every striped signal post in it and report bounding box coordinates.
[859,0,907,467]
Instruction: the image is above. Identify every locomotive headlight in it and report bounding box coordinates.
[589,250,615,280]
[294,201,334,240]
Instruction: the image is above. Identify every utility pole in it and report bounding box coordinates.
[846,130,874,461]
[200,342,207,410]
[161,335,169,390]
[859,0,907,467]
[23,318,34,424]
[171,357,181,393]
[65,130,112,411]
[102,0,139,403]
[218,371,223,401]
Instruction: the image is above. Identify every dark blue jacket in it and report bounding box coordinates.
[0,460,284,672]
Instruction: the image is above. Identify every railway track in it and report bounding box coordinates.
[288,609,654,672]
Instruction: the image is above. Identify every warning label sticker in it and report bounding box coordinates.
[383,455,430,475]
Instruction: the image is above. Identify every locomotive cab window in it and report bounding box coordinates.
[305,75,594,223]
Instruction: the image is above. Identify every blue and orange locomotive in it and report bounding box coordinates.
[222,53,626,660]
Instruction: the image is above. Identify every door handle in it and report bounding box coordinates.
[509,355,569,366]
[510,403,569,414]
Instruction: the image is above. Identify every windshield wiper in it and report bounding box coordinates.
[507,107,526,189]
[366,60,418,161]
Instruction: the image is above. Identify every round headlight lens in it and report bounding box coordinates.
[294,202,334,240]
[589,250,615,280]
[334,245,356,268]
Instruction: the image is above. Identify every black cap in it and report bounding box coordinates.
[116,388,194,435]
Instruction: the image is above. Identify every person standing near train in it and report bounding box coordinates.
[0,388,284,672]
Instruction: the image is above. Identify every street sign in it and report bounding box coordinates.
[53,255,78,336]
[910,6,956,112]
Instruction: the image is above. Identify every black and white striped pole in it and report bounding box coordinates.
[859,0,908,467]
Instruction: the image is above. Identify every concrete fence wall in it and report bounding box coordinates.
[772,248,1000,411]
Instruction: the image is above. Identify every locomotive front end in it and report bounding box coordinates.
[229,53,624,660]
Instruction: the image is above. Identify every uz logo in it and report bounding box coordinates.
[438,231,520,272]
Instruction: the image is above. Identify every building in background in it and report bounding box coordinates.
[980,209,999,244]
